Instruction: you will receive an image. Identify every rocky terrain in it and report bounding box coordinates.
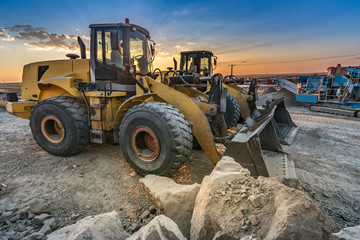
[0,88,359,239]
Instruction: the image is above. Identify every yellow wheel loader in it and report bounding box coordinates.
[167,50,299,145]
[5,20,295,178]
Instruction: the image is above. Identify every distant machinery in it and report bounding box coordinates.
[277,67,360,117]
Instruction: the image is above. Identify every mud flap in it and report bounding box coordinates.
[224,105,297,178]
[260,98,299,145]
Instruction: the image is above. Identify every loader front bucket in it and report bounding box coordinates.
[224,104,297,178]
[257,98,299,145]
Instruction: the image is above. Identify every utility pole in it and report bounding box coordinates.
[229,64,236,75]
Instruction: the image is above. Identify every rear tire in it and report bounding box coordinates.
[224,93,241,128]
[119,102,193,176]
[29,96,90,156]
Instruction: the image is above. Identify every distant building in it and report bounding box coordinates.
[327,64,348,76]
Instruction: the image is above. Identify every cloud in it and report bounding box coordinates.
[26,33,79,51]
[4,24,89,51]
[9,25,48,40]
[0,28,14,41]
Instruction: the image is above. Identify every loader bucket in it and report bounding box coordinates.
[258,98,299,145]
[224,104,297,178]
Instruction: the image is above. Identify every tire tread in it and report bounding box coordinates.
[29,96,89,156]
[119,102,193,176]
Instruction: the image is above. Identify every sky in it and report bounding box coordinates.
[1,0,360,82]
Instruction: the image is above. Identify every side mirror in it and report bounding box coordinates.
[213,57,217,70]
[150,44,155,56]
[173,57,178,70]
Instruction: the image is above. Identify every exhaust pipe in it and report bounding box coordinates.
[173,57,177,70]
[77,36,86,59]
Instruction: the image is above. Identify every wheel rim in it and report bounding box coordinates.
[131,126,160,162]
[41,115,65,143]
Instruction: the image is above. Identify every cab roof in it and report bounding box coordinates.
[180,50,213,55]
[89,23,150,39]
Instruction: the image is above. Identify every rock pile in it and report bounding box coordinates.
[0,199,57,240]
[9,156,345,240]
[141,156,340,240]
[190,156,340,239]
[139,175,200,238]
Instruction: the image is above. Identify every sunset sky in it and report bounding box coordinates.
[1,0,360,82]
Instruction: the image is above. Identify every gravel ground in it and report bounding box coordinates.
[283,107,360,228]
[0,99,359,237]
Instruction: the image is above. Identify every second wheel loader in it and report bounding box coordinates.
[167,50,299,145]
[5,19,296,178]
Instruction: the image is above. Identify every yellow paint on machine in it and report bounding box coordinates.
[21,59,90,101]
[5,101,36,119]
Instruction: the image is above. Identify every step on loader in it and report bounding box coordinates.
[5,19,296,178]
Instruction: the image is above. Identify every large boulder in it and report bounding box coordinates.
[190,156,340,240]
[128,215,186,240]
[47,211,129,240]
[139,175,200,238]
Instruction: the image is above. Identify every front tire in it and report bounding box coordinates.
[119,102,193,176]
[224,93,241,128]
[29,96,90,156]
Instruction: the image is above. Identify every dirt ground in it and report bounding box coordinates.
[283,107,360,228]
[0,107,214,233]
[0,99,359,236]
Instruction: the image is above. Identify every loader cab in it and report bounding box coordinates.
[89,20,155,91]
[179,51,217,76]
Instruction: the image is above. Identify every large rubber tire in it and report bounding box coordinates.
[119,102,193,176]
[29,96,90,156]
[224,93,241,128]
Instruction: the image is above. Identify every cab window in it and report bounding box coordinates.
[96,31,103,62]
[186,54,197,74]
[96,29,123,69]
[129,31,149,75]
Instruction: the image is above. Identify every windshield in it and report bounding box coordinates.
[129,31,149,75]
[200,54,211,76]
